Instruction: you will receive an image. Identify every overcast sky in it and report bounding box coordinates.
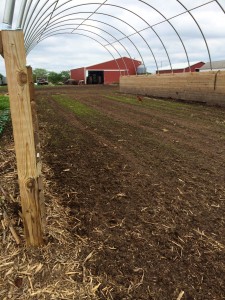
[0,0,225,75]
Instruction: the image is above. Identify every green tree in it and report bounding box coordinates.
[60,70,70,81]
[48,70,70,84]
[32,68,70,84]
[48,71,61,84]
[33,68,48,82]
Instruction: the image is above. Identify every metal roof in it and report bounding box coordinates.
[158,61,203,71]
[199,60,225,70]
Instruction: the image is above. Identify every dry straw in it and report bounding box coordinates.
[0,137,102,299]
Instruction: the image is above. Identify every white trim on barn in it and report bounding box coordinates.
[157,61,201,71]
[86,69,128,72]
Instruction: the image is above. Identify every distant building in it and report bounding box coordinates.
[0,75,7,85]
[198,60,225,72]
[156,61,205,74]
[70,57,142,85]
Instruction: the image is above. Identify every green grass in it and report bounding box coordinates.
[53,95,98,117]
[0,95,10,111]
[105,94,194,110]
[0,95,10,135]
[0,86,8,90]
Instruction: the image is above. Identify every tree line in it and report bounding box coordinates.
[33,68,70,84]
[0,69,71,85]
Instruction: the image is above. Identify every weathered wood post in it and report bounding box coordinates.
[27,65,46,228]
[0,30,45,246]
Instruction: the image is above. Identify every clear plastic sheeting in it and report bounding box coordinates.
[0,0,225,73]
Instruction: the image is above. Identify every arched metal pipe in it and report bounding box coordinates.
[102,3,172,71]
[35,22,138,75]
[37,0,60,40]
[25,1,221,73]
[24,0,59,42]
[24,2,106,46]
[27,17,149,75]
[9,0,225,75]
[138,0,191,72]
[48,3,159,71]
[176,0,212,69]
[215,0,225,13]
[23,3,152,72]
[27,32,124,78]
[17,0,27,29]
[23,0,44,33]
[31,17,145,73]
[3,0,16,28]
[21,0,36,29]
[25,10,157,72]
[28,27,130,76]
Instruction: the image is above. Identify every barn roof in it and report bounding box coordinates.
[86,57,142,69]
[199,60,225,70]
[158,61,204,71]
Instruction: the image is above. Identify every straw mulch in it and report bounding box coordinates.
[0,132,101,300]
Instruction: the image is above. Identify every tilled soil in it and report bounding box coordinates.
[4,85,225,299]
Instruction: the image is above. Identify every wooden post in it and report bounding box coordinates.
[1,30,44,246]
[27,65,46,228]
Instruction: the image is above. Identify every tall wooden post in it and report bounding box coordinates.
[0,30,45,246]
[27,65,46,228]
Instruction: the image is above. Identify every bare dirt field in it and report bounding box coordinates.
[1,85,225,299]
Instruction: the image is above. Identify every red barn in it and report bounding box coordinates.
[70,57,142,85]
[156,61,205,74]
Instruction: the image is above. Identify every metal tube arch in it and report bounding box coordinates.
[102,3,173,71]
[45,2,160,70]
[37,0,60,40]
[9,0,225,74]
[24,0,59,42]
[214,0,225,13]
[28,17,146,72]
[17,0,27,29]
[25,9,158,72]
[24,2,107,45]
[23,2,141,62]
[25,0,220,72]
[138,0,191,72]
[23,0,44,34]
[36,27,130,75]
[25,0,59,45]
[35,22,138,75]
[176,0,212,69]
[25,13,149,72]
[3,0,16,28]
[27,32,124,77]
[21,0,36,29]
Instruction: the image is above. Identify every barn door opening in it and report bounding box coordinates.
[87,70,104,84]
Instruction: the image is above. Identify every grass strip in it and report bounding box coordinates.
[105,94,203,112]
[0,95,10,135]
[0,95,10,111]
[53,94,98,117]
